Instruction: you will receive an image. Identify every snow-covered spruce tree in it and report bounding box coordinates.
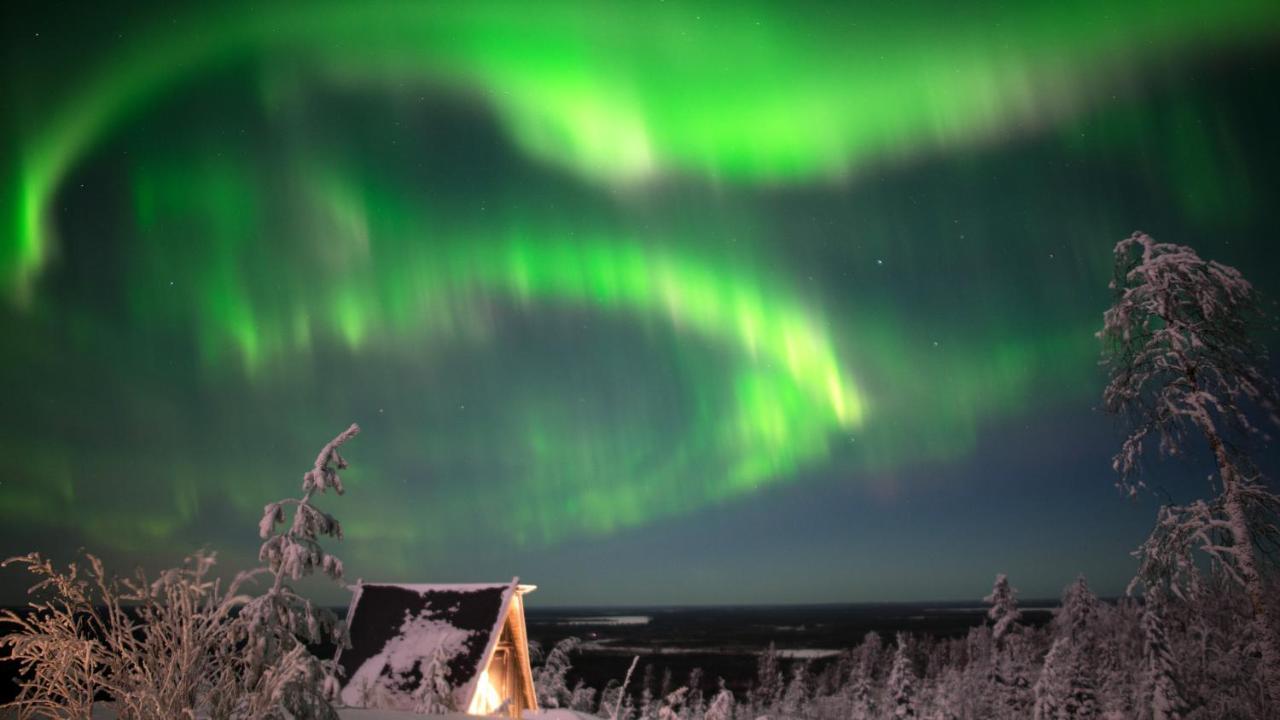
[985,574,1022,645]
[1054,575,1100,645]
[846,637,880,720]
[1062,648,1100,720]
[752,641,784,713]
[1138,590,1189,720]
[984,574,1032,718]
[684,667,705,719]
[1034,637,1069,720]
[1098,232,1280,693]
[413,645,457,714]
[930,668,964,720]
[779,660,810,718]
[887,633,918,719]
[534,636,581,708]
[228,423,360,720]
[1094,598,1144,719]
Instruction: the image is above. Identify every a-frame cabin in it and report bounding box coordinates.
[335,578,538,717]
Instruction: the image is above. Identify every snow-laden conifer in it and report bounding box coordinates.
[846,637,880,720]
[1139,591,1188,720]
[985,573,1022,644]
[779,660,810,717]
[887,633,917,718]
[412,644,456,714]
[752,641,784,712]
[685,667,706,719]
[1054,575,1101,644]
[234,422,360,719]
[1034,637,1069,720]
[1063,648,1100,720]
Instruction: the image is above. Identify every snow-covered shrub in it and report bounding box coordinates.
[703,679,734,720]
[570,679,598,713]
[657,686,689,720]
[0,551,258,720]
[1,553,122,719]
[0,424,362,720]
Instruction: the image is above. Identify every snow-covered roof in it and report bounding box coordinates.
[357,582,537,595]
[336,580,533,712]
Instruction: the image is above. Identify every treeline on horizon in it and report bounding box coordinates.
[532,573,1276,720]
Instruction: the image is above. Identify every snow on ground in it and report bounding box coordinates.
[554,615,651,626]
[0,707,604,720]
[577,640,839,658]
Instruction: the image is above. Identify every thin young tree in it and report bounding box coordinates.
[233,422,360,719]
[1098,232,1280,690]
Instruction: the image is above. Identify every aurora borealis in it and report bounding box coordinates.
[2,1,1279,605]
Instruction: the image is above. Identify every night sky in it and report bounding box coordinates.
[2,1,1279,606]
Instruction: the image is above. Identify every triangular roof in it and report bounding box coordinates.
[335,579,536,712]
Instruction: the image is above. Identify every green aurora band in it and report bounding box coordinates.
[6,0,1279,294]
[2,0,1278,577]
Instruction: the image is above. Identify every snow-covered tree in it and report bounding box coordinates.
[639,664,657,720]
[232,423,360,720]
[1094,598,1144,718]
[985,573,1022,644]
[658,687,689,720]
[1098,232,1280,693]
[1063,649,1100,720]
[412,644,456,714]
[535,636,581,708]
[1035,637,1069,720]
[887,633,918,719]
[704,679,734,720]
[857,631,884,681]
[1054,575,1101,644]
[779,660,810,717]
[684,668,706,719]
[846,642,879,720]
[1138,591,1189,720]
[930,668,964,720]
[599,679,624,719]
[752,641,784,712]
